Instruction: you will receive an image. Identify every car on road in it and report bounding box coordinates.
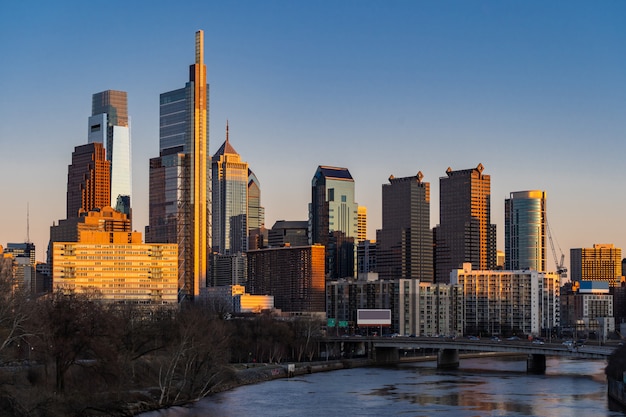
[532,339,545,345]
[506,336,521,341]
[467,336,480,341]
[491,336,501,342]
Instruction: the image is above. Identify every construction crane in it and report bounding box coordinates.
[546,216,567,279]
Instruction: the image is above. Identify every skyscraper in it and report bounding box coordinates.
[66,142,110,219]
[377,172,433,281]
[88,90,132,217]
[212,124,249,255]
[309,166,358,278]
[505,190,546,271]
[146,30,209,299]
[247,169,264,231]
[435,163,496,283]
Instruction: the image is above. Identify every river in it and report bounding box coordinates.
[141,356,624,417]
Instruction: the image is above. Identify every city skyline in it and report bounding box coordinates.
[1,2,625,274]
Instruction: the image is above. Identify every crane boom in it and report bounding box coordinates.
[546,216,567,277]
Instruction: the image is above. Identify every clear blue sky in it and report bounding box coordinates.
[1,1,625,274]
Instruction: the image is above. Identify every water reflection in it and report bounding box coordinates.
[141,357,622,417]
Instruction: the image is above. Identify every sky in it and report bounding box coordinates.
[1,1,625,275]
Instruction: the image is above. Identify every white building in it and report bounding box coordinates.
[450,263,560,337]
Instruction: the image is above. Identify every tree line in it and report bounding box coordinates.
[0,272,323,416]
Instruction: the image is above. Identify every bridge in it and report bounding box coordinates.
[323,336,617,373]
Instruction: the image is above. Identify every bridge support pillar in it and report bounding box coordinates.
[527,354,546,374]
[374,347,400,365]
[437,348,459,369]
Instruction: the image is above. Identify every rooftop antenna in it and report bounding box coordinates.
[26,202,30,243]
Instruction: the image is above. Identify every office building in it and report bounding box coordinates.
[570,244,622,287]
[66,142,110,219]
[88,90,132,217]
[247,245,325,314]
[450,263,560,337]
[377,172,433,281]
[268,220,309,248]
[248,168,265,241]
[435,164,497,283]
[505,190,546,271]
[146,31,209,298]
[356,239,377,277]
[209,252,247,287]
[309,166,358,279]
[212,125,249,255]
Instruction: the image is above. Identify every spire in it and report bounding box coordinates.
[195,30,204,65]
[226,120,229,144]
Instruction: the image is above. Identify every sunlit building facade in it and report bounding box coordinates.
[52,239,178,305]
[66,142,110,219]
[357,206,367,243]
[505,190,546,271]
[146,31,209,298]
[570,244,622,287]
[435,164,497,283]
[88,90,132,217]
[212,126,249,255]
[450,263,560,337]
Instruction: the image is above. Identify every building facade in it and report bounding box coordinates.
[52,226,178,304]
[326,278,463,337]
[268,220,309,248]
[377,172,433,282]
[212,128,249,255]
[147,31,209,298]
[247,168,265,243]
[309,166,358,279]
[66,142,110,219]
[88,90,132,217]
[247,245,325,314]
[505,190,546,271]
[450,263,560,337]
[357,206,367,243]
[570,244,622,287]
[435,164,497,283]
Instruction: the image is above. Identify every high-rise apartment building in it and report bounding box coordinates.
[570,244,622,287]
[66,142,110,219]
[309,166,358,279]
[504,190,546,271]
[146,31,209,299]
[212,125,249,255]
[247,245,325,314]
[435,164,496,283]
[377,172,433,281]
[88,90,132,217]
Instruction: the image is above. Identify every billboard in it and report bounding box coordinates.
[357,309,391,326]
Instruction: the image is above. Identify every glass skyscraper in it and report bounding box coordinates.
[211,125,249,255]
[88,90,132,218]
[309,166,358,278]
[146,31,209,299]
[505,190,546,271]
